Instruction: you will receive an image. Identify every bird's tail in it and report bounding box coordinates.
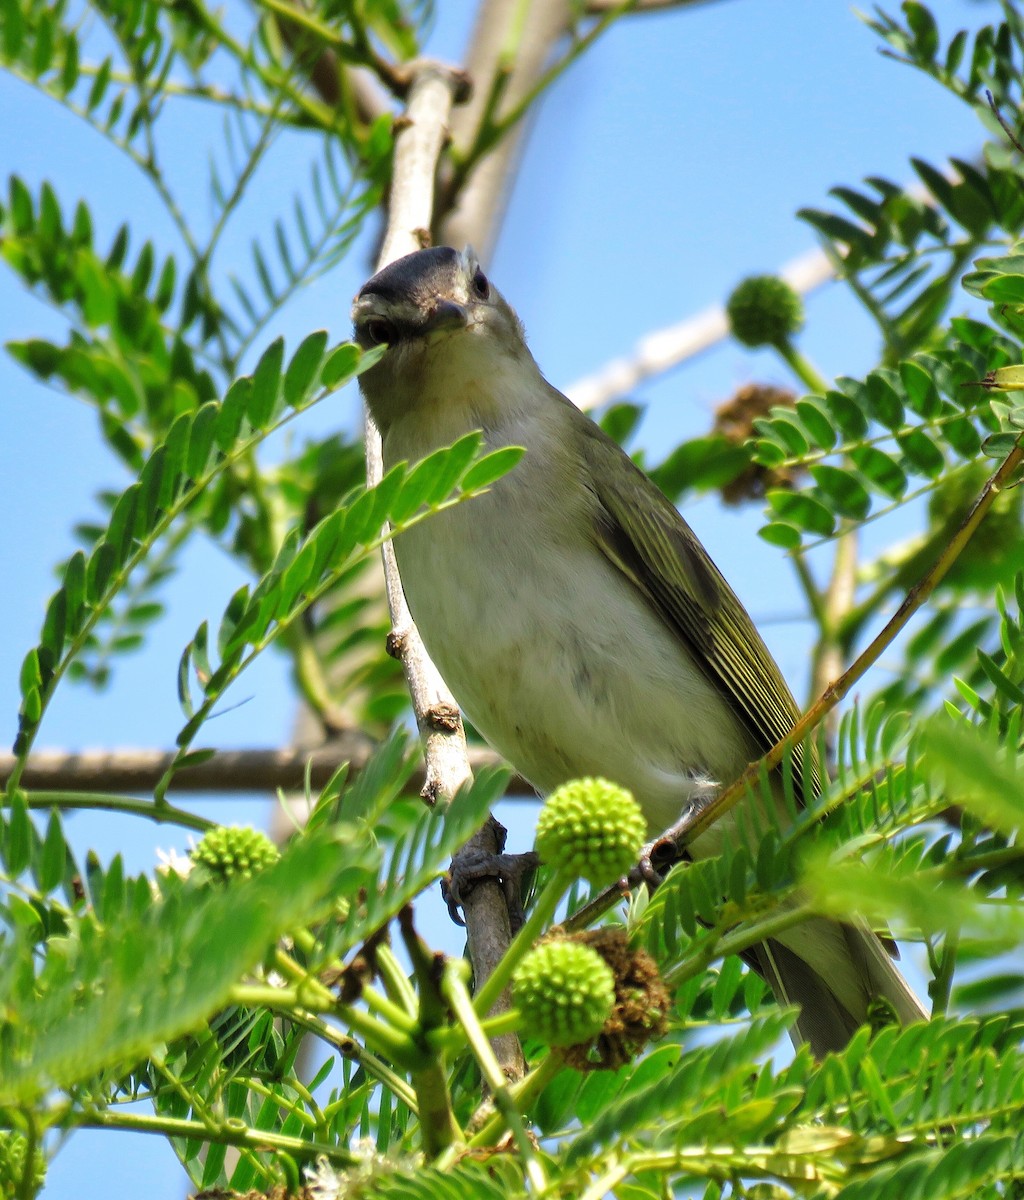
[753,916,928,1058]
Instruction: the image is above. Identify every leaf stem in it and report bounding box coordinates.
[9,790,212,832]
[77,1106,356,1165]
[466,1050,563,1149]
[439,963,545,1189]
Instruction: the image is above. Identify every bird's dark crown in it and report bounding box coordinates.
[357,246,469,309]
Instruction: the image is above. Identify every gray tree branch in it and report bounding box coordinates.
[365,61,526,1079]
[0,744,528,796]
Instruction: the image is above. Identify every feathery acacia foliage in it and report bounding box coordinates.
[3,0,1024,1198]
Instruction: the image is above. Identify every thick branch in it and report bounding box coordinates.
[565,247,834,410]
[0,743,526,797]
[365,62,526,1079]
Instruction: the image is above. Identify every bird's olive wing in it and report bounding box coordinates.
[576,411,816,798]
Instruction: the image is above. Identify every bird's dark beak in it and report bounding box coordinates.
[422,299,469,335]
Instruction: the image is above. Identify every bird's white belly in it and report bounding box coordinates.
[392,480,755,854]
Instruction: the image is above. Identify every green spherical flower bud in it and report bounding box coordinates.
[513,940,616,1047]
[535,778,646,886]
[191,825,279,884]
[726,275,804,348]
[0,1131,46,1200]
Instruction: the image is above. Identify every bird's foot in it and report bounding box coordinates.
[635,816,693,891]
[444,845,541,931]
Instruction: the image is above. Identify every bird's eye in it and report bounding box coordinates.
[363,318,394,346]
[470,268,490,299]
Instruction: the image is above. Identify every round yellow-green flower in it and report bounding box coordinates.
[726,274,804,348]
[191,825,279,884]
[513,940,616,1047]
[535,778,646,886]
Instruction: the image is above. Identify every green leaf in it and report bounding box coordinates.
[851,445,908,499]
[825,389,869,439]
[62,550,87,635]
[215,378,250,451]
[283,330,328,408]
[945,416,983,458]
[41,588,67,661]
[187,401,220,477]
[0,825,380,1105]
[759,522,801,549]
[421,432,484,507]
[795,397,838,450]
[809,464,871,520]
[600,402,644,444]
[4,792,33,875]
[248,338,285,428]
[766,490,836,536]
[897,427,945,478]
[321,342,366,388]
[459,446,526,494]
[866,370,905,430]
[86,541,117,603]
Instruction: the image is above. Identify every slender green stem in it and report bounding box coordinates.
[78,1107,356,1165]
[9,791,212,833]
[288,625,352,734]
[775,339,830,396]
[666,434,1024,855]
[396,910,464,1157]
[809,522,859,719]
[466,1051,563,1150]
[928,924,960,1018]
[472,870,571,1020]
[361,983,420,1034]
[198,104,282,280]
[181,0,349,133]
[255,0,349,50]
[664,903,810,990]
[232,980,416,1066]
[287,1009,419,1112]
[791,552,826,629]
[152,1056,274,1183]
[439,964,545,1189]
[242,1076,318,1128]
[376,942,419,1016]
[579,1160,629,1200]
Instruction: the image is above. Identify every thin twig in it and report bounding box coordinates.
[986,88,1024,156]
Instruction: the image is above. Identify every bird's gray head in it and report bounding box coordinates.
[352,247,532,435]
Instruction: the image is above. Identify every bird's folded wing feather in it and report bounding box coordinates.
[570,400,817,799]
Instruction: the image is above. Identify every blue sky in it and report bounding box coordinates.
[0,0,993,1193]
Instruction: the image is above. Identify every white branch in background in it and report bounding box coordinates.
[364,65,475,808]
[565,245,835,411]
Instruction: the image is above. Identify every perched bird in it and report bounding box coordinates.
[353,245,926,1056]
